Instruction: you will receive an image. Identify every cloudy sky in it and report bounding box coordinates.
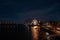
[0,0,60,23]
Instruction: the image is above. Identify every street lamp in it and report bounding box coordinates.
[25,18,40,40]
[30,18,40,40]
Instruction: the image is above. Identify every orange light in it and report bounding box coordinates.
[34,26,38,29]
[32,26,39,40]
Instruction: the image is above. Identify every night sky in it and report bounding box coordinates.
[0,0,60,23]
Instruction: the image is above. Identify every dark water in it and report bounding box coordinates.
[0,24,60,40]
[0,24,29,40]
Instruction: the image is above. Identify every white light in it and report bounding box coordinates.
[32,19,38,25]
[45,32,49,35]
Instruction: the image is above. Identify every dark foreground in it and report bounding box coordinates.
[0,32,60,40]
[0,24,60,40]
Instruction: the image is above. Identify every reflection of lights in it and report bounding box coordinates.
[32,26,39,40]
[56,28,60,31]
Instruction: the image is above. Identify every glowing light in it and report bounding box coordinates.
[32,19,40,25]
[32,26,39,40]
[45,32,49,35]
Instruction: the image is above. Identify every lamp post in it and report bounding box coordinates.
[30,19,40,40]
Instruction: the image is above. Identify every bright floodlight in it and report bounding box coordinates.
[31,19,40,25]
[45,32,49,35]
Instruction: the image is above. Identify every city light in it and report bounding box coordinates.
[32,26,39,40]
[31,19,40,26]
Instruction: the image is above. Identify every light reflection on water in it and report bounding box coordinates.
[32,26,39,40]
